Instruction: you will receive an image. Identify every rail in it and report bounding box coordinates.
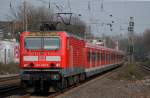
[140,64,150,71]
[0,74,20,93]
[0,74,19,82]
[47,66,121,98]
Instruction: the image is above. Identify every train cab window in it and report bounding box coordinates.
[25,37,60,50]
[43,37,60,50]
[25,37,42,49]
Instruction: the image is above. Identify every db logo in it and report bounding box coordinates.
[39,56,45,61]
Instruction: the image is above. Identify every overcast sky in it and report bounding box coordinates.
[0,0,150,36]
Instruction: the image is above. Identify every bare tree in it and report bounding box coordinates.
[143,29,150,50]
[7,2,88,39]
[9,3,54,32]
[142,29,150,56]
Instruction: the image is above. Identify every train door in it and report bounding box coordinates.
[69,45,74,72]
[90,49,92,68]
[104,50,106,65]
[101,50,104,66]
[108,51,111,64]
[82,47,86,69]
[95,51,97,67]
[100,50,101,66]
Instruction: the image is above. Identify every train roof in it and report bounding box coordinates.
[21,31,84,40]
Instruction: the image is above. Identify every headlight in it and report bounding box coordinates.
[56,63,60,67]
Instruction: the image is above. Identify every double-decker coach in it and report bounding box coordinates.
[84,43,124,77]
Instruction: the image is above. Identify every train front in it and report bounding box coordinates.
[19,31,66,92]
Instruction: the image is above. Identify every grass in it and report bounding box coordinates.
[142,59,150,66]
[118,63,146,81]
[0,63,19,75]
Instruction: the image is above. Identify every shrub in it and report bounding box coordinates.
[0,63,19,75]
[119,63,145,80]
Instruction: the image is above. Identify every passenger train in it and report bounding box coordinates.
[19,31,124,92]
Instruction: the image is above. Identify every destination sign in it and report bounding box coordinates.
[29,32,58,36]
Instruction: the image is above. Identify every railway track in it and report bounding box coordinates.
[137,62,150,72]
[0,84,20,93]
[20,94,31,98]
[1,66,122,98]
[47,66,121,98]
[0,74,19,82]
[140,64,150,71]
[0,74,20,93]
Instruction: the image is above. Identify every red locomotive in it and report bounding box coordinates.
[19,31,124,92]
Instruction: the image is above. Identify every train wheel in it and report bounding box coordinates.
[20,80,26,89]
[34,81,41,93]
[74,75,79,84]
[56,78,67,91]
[41,81,49,93]
[68,76,74,86]
[63,78,68,89]
[42,81,49,93]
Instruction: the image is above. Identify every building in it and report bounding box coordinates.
[0,40,19,64]
[0,30,4,40]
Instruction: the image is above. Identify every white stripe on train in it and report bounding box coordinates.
[24,56,38,61]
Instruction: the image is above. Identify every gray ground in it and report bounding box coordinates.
[55,68,150,98]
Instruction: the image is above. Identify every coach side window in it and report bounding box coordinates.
[92,52,96,61]
[99,52,101,62]
[109,53,111,62]
[101,52,105,61]
[113,54,114,61]
[87,51,91,62]
[105,53,107,61]
[101,52,103,61]
[107,54,108,62]
[104,53,106,62]
[109,53,111,63]
[108,54,110,63]
[107,54,109,62]
[97,52,100,62]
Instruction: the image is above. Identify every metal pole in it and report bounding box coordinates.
[128,17,134,64]
[68,0,71,13]
[4,49,6,64]
[23,0,28,31]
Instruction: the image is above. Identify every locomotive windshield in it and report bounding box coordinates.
[25,37,60,50]
[25,37,42,49]
[43,37,60,50]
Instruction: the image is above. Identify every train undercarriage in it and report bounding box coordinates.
[20,69,86,93]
